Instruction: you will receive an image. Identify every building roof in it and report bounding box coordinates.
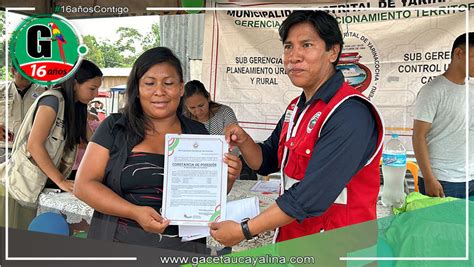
[101,68,132,77]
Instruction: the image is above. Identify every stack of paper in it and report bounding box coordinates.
[250,179,280,193]
[180,196,260,241]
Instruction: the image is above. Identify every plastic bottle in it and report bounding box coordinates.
[381,134,406,208]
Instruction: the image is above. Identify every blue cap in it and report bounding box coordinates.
[391,134,399,138]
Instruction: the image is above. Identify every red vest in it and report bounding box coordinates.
[276,82,384,242]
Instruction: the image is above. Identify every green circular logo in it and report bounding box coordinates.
[9,14,86,86]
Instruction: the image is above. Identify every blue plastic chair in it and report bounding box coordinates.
[28,212,70,236]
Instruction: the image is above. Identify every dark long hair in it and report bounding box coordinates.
[182,80,221,120]
[123,47,183,144]
[58,59,102,151]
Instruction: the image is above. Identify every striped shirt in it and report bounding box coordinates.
[201,104,238,135]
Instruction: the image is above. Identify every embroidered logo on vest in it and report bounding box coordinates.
[31,92,40,99]
[284,104,296,122]
[307,112,321,133]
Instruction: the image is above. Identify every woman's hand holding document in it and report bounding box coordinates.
[162,134,228,226]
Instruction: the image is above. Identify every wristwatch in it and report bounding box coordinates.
[240,217,255,240]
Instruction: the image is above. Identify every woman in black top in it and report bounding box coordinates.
[74,47,242,253]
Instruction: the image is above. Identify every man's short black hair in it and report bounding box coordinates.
[451,32,473,57]
[279,10,344,67]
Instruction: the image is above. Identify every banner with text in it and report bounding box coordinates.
[202,0,473,146]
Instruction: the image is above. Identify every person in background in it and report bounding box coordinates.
[0,60,102,229]
[89,101,100,115]
[96,101,107,121]
[74,47,242,253]
[182,80,238,135]
[209,10,383,247]
[413,32,474,198]
[89,102,98,115]
[0,67,47,163]
[90,101,106,121]
[69,111,101,180]
[182,80,256,180]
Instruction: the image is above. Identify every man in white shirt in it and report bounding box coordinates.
[413,32,474,198]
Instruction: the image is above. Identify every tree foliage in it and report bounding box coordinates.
[84,22,160,68]
[142,23,161,52]
[0,11,7,80]
[83,35,105,67]
[0,11,12,80]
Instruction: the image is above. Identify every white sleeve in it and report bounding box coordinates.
[222,105,238,126]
